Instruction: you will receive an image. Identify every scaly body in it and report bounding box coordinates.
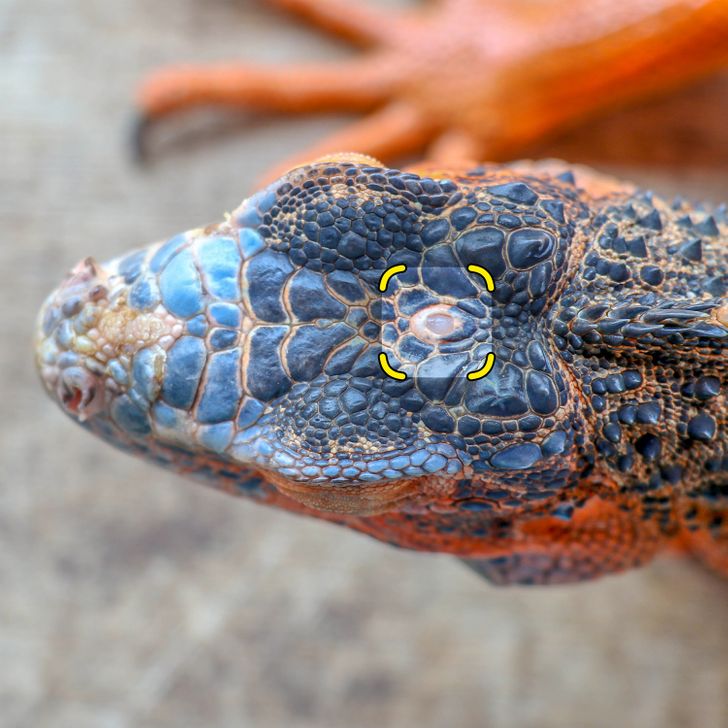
[36,158,728,584]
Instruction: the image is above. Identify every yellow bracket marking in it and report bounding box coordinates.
[378,264,407,379]
[379,264,407,292]
[379,352,407,381]
[466,265,495,377]
[467,264,495,292]
[467,352,496,380]
[379,261,495,380]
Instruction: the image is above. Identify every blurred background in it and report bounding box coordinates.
[2,1,727,726]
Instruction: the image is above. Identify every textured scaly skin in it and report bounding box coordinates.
[35,158,728,584]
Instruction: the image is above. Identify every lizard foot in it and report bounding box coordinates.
[134,0,728,177]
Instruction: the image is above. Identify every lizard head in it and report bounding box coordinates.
[36,156,597,516]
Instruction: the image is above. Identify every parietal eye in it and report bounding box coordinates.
[425,312,455,336]
[410,304,473,344]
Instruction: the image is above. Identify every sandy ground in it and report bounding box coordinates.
[2,1,727,726]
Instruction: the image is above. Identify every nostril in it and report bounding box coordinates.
[62,385,84,413]
[58,366,103,421]
[88,284,108,302]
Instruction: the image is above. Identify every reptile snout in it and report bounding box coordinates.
[36,251,177,425]
[36,257,112,420]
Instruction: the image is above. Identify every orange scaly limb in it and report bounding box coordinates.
[137,0,728,176]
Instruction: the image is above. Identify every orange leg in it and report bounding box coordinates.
[471,1,728,160]
[134,53,405,164]
[258,101,435,185]
[137,57,400,120]
[267,0,408,46]
[427,128,483,166]
[135,0,728,171]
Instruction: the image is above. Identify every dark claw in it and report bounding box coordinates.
[130,114,152,164]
